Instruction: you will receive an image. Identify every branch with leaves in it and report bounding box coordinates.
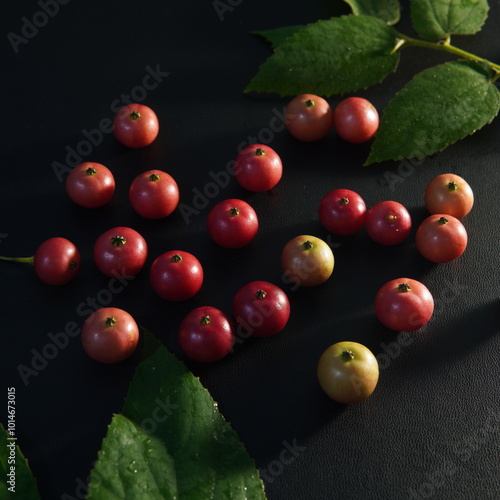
[245,0,500,165]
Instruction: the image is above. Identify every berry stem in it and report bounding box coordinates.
[0,255,34,265]
[395,33,500,76]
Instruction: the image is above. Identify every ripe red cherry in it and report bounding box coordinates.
[365,201,412,245]
[232,281,291,337]
[81,307,139,363]
[113,103,159,148]
[285,94,333,142]
[93,227,148,277]
[415,214,468,263]
[234,144,283,192]
[206,199,259,248]
[33,237,81,285]
[374,278,434,332]
[424,173,474,219]
[319,188,367,235]
[129,170,180,219]
[150,250,204,301]
[333,97,379,143]
[178,306,235,362]
[65,162,115,208]
[0,237,81,285]
[0,237,81,286]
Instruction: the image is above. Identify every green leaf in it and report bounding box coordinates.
[245,15,400,97]
[411,0,489,39]
[86,414,178,500]
[250,25,304,49]
[87,329,267,500]
[365,60,500,165]
[344,0,401,25]
[0,424,41,500]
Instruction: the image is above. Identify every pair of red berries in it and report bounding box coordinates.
[319,188,412,245]
[89,226,200,302]
[205,143,287,248]
[66,163,180,220]
[178,279,291,363]
[285,94,379,143]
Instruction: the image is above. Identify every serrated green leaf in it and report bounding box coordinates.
[365,60,500,165]
[87,329,266,500]
[0,424,41,500]
[245,15,400,97]
[86,414,178,500]
[411,0,489,39]
[250,25,304,49]
[344,0,401,25]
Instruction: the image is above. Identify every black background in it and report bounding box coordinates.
[1,1,499,499]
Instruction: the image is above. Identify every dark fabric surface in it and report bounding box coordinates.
[1,1,499,499]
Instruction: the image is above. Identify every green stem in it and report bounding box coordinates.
[0,255,34,264]
[396,33,500,77]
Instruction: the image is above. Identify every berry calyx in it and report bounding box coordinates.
[111,236,127,247]
[105,316,117,327]
[341,350,355,361]
[398,283,412,293]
